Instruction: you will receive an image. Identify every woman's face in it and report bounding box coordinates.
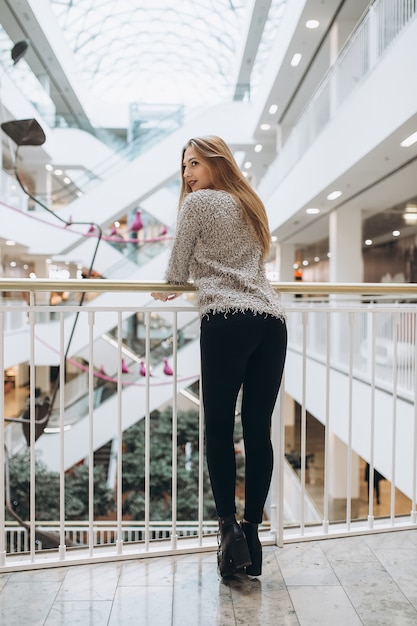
[182,145,214,192]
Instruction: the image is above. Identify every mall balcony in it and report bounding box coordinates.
[1,278,417,625]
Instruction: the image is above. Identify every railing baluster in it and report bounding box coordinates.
[198,338,204,548]
[390,311,399,525]
[322,312,331,534]
[144,311,151,550]
[116,311,123,555]
[368,310,376,528]
[275,372,285,547]
[29,291,36,562]
[171,312,178,551]
[88,311,95,557]
[300,311,308,536]
[59,312,66,560]
[346,312,354,531]
[412,310,417,525]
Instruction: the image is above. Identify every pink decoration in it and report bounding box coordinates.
[110,225,118,236]
[139,360,147,377]
[163,358,173,376]
[130,209,144,232]
[121,358,129,374]
[160,225,168,236]
[65,216,72,228]
[88,224,95,234]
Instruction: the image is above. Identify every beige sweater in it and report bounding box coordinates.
[165,189,286,321]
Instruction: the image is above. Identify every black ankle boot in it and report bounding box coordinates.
[241,522,262,576]
[217,514,251,577]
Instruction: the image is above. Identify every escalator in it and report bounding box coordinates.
[34,312,201,472]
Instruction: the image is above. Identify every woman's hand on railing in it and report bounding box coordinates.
[150,291,182,302]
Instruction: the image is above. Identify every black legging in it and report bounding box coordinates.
[200,310,287,524]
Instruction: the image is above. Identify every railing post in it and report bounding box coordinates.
[270,374,284,546]
[367,310,376,529]
[59,312,66,560]
[116,311,124,555]
[88,310,95,557]
[412,313,417,524]
[29,291,36,562]
[144,311,151,550]
[171,312,178,550]
[322,312,331,534]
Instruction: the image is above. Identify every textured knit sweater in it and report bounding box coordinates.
[165,189,286,321]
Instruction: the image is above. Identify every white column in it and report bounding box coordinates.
[276,243,296,302]
[277,243,295,281]
[329,205,363,361]
[329,205,363,283]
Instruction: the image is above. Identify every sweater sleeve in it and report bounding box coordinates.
[165,194,201,284]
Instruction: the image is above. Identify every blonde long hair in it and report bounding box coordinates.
[179,136,271,259]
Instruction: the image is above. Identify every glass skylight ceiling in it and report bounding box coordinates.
[50,0,286,110]
[50,0,247,108]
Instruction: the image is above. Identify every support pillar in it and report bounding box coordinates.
[276,243,296,302]
[329,205,363,283]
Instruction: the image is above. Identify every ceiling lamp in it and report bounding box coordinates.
[306,20,320,29]
[327,190,342,200]
[400,131,417,147]
[291,53,302,67]
[403,204,417,223]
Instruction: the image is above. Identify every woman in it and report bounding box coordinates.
[151,136,287,578]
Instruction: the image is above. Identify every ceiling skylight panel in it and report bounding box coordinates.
[50,0,248,107]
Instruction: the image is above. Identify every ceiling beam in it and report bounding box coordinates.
[233,0,272,101]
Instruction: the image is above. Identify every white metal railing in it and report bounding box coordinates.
[1,278,417,573]
[268,0,417,190]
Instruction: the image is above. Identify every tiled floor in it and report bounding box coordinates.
[1,529,417,625]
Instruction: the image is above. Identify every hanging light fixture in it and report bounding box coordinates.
[11,40,29,65]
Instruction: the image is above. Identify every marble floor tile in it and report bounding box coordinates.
[329,557,417,625]
[276,542,339,586]
[374,546,417,609]
[108,585,173,625]
[0,580,62,626]
[118,556,177,587]
[44,600,113,625]
[364,529,417,550]
[319,535,377,563]
[288,585,362,626]
[54,562,121,603]
[230,577,298,626]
